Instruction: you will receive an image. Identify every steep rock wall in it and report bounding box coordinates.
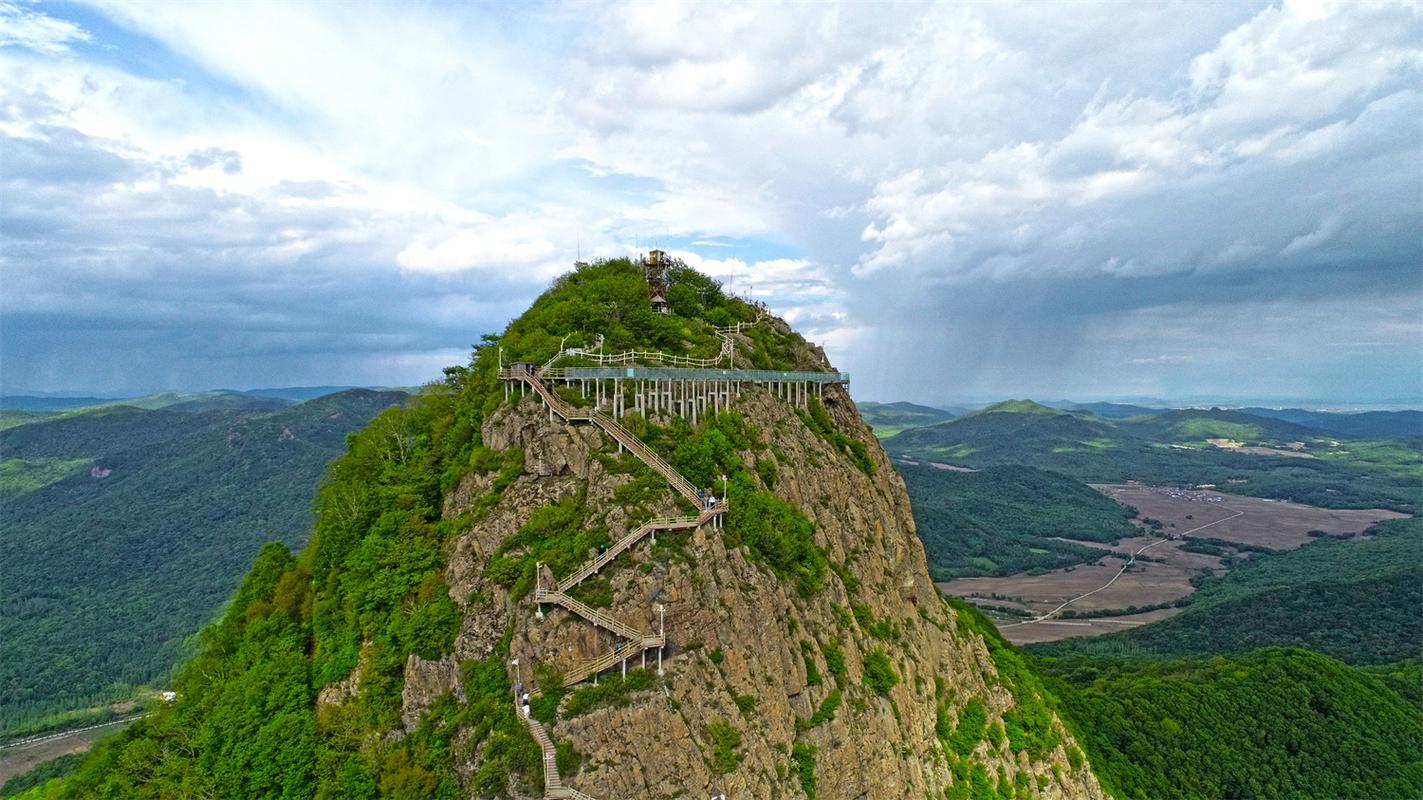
[416,357,1106,799]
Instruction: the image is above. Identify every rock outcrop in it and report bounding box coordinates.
[421,320,1106,800]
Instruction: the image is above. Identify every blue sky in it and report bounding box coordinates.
[1,0,1419,405]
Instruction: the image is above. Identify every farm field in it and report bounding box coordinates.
[938,485,1407,645]
[0,717,133,784]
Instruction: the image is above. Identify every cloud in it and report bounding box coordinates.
[0,2,90,55]
[853,1,1422,284]
[2,0,1418,404]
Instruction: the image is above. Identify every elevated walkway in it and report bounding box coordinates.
[543,365,849,383]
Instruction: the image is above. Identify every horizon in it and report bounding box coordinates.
[3,2,1420,403]
[4,383,1418,414]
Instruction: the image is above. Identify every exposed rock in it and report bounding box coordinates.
[401,653,464,731]
[406,323,1106,799]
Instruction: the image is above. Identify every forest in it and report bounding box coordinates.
[1035,649,1423,800]
[900,463,1138,578]
[0,390,405,741]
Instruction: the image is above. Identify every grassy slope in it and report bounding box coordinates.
[901,463,1138,579]
[0,390,404,739]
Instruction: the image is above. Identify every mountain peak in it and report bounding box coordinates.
[967,399,1066,417]
[63,259,1104,800]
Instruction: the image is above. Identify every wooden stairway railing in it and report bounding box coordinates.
[560,637,665,688]
[535,589,646,641]
[556,510,717,592]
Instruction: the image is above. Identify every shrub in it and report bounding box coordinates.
[790,742,817,798]
[706,719,742,774]
[862,648,899,696]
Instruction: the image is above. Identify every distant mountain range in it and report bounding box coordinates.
[881,399,1420,513]
[0,388,408,740]
[0,386,385,413]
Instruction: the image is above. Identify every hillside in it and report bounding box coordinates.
[900,463,1138,579]
[50,259,1105,799]
[1035,648,1423,800]
[883,405,1420,513]
[0,389,405,740]
[1030,517,1423,665]
[858,401,955,437]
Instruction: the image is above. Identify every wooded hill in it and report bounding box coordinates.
[0,389,405,741]
[1036,648,1423,800]
[900,463,1138,579]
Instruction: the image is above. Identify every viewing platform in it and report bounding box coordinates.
[539,366,849,383]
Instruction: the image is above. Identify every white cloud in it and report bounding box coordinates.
[0,2,89,55]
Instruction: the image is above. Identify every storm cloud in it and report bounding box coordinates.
[1,1,1418,403]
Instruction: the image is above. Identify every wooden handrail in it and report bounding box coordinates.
[556,511,713,592]
[535,589,646,641]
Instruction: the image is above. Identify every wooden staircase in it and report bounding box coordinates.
[504,365,732,800]
[517,700,596,800]
[556,510,719,592]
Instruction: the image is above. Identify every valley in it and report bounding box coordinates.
[0,389,406,744]
[940,485,1406,645]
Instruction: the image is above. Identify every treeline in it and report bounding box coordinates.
[901,463,1137,578]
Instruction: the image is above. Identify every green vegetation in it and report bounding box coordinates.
[0,457,92,496]
[1037,649,1423,800]
[857,400,955,438]
[0,390,404,740]
[561,669,657,719]
[946,697,988,757]
[885,405,1420,513]
[705,719,742,774]
[821,642,847,688]
[1034,517,1423,665]
[790,742,817,798]
[46,373,538,797]
[901,463,1139,579]
[798,689,841,730]
[800,397,875,475]
[861,648,899,696]
[800,640,822,686]
[631,408,831,595]
[484,492,606,600]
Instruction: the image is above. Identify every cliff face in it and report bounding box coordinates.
[415,321,1105,799]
